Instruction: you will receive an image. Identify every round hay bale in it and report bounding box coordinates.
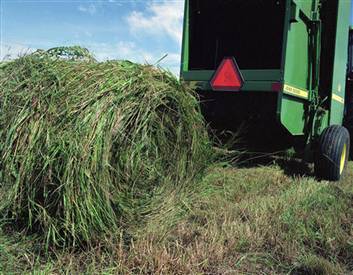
[0,51,211,246]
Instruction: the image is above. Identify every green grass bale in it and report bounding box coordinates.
[0,48,211,248]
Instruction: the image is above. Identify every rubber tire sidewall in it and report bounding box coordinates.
[314,125,350,181]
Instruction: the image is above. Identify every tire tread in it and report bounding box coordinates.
[315,125,350,181]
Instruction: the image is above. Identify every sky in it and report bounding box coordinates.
[1,0,353,76]
[0,0,185,75]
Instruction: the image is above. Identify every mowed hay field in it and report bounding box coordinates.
[1,49,353,274]
[0,163,353,274]
[1,162,353,274]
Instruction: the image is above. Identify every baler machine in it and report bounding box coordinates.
[180,0,353,181]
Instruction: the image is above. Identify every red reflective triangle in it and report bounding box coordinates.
[210,57,244,91]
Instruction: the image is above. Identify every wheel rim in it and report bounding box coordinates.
[340,143,347,175]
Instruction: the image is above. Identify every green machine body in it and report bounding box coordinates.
[180,0,353,181]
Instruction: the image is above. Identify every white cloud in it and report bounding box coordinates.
[0,41,180,75]
[89,41,138,61]
[78,4,97,15]
[127,1,184,43]
[88,41,181,75]
[0,43,34,61]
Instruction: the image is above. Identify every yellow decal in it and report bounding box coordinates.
[332,94,344,104]
[283,84,308,99]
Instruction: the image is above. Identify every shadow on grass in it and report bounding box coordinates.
[237,153,314,178]
[276,158,313,178]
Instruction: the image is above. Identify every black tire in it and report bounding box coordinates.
[344,77,353,159]
[314,125,350,181]
[344,114,353,159]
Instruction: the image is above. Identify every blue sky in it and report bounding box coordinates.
[1,0,353,75]
[0,0,184,74]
